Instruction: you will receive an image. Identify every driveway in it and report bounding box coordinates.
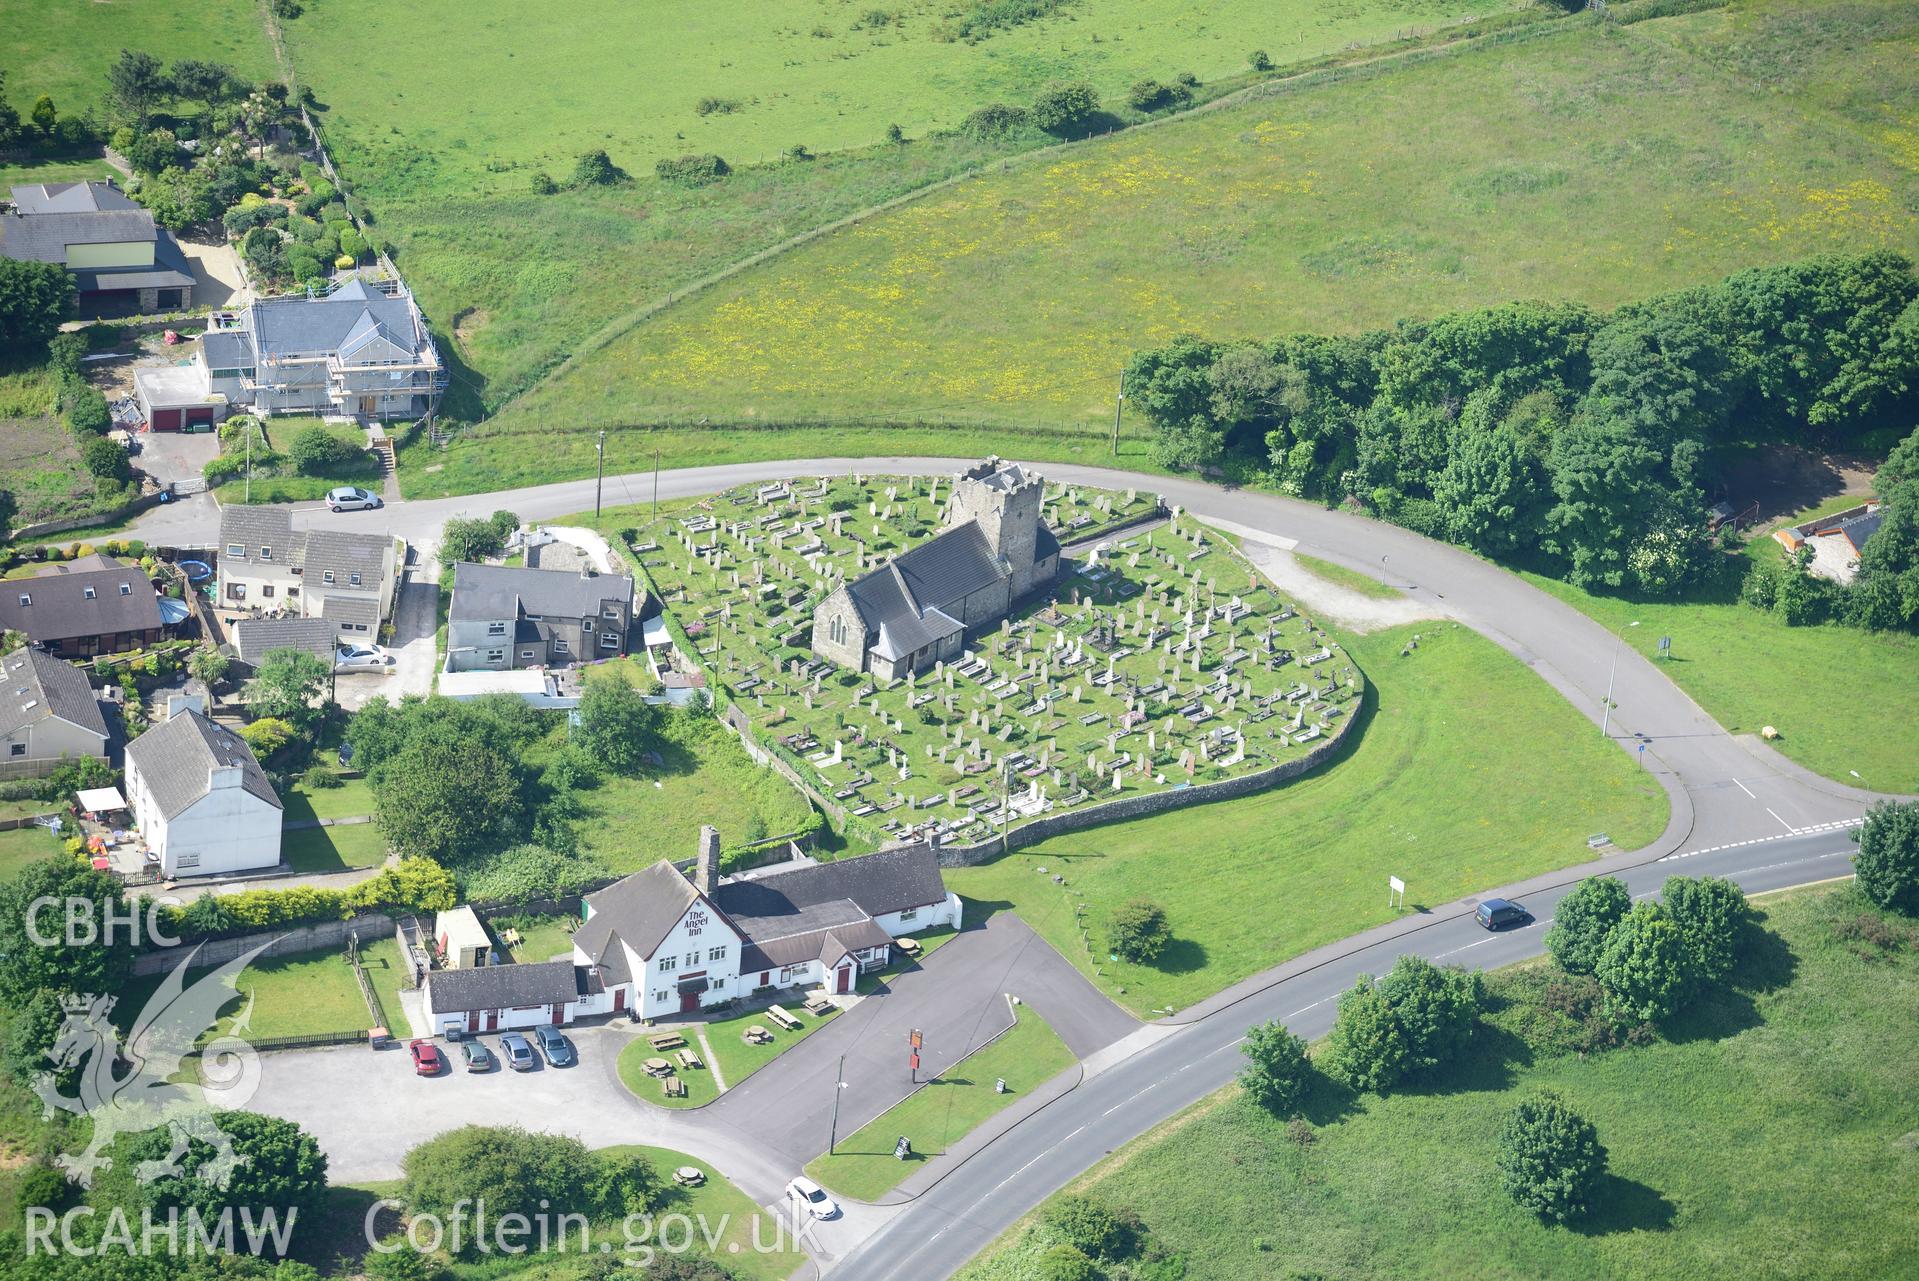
[333,567,438,710]
[180,240,249,310]
[134,428,220,490]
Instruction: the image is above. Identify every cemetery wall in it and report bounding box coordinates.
[925,703,1360,868]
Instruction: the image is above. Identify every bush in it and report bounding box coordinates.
[1661,875,1750,984]
[1375,954,1482,1074]
[1029,81,1100,135]
[529,171,558,195]
[1856,799,1919,915]
[1594,902,1690,1022]
[62,380,111,436]
[47,330,88,374]
[1238,1020,1312,1114]
[1033,1245,1101,1281]
[1323,978,1410,1091]
[655,153,732,186]
[80,435,131,482]
[286,422,362,476]
[693,96,739,116]
[569,149,632,188]
[440,510,518,564]
[402,1126,599,1248]
[1249,49,1274,71]
[236,716,295,758]
[1042,1194,1132,1259]
[1545,875,1631,976]
[1496,1090,1607,1222]
[959,103,1029,139]
[1126,78,1191,112]
[1106,898,1170,963]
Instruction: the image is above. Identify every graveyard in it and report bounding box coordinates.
[626,472,1368,850]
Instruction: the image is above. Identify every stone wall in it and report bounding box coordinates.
[928,704,1360,868]
[133,913,397,976]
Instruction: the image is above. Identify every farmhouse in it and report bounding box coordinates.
[182,276,445,423]
[0,555,177,659]
[811,457,1061,681]
[0,646,109,778]
[0,181,195,315]
[445,561,633,673]
[123,700,282,878]
[217,506,397,639]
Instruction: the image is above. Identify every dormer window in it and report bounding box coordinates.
[260,546,272,560]
[119,584,131,596]
[83,587,96,600]
[348,572,362,587]
[226,543,244,558]
[16,594,28,607]
[323,571,335,584]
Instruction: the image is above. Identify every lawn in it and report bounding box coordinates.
[704,999,843,1092]
[806,1007,1074,1200]
[616,1035,722,1110]
[0,157,119,192]
[0,825,63,881]
[484,0,1919,447]
[490,911,578,963]
[589,1145,806,1281]
[1519,523,1919,792]
[957,885,1919,1281]
[946,623,1668,1015]
[281,823,388,873]
[282,774,378,823]
[1294,552,1401,601]
[353,935,414,1034]
[115,946,376,1045]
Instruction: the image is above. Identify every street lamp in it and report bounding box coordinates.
[1600,620,1639,739]
[594,429,606,521]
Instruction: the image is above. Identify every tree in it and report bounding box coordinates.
[1238,1020,1312,1114]
[439,511,518,565]
[286,423,361,476]
[1126,79,1189,112]
[1033,1245,1101,1281]
[1375,954,1482,1074]
[1323,978,1410,1092]
[1495,1090,1607,1223]
[30,95,56,137]
[80,436,131,483]
[590,1149,664,1216]
[168,59,240,121]
[188,647,231,687]
[236,716,295,758]
[139,1112,328,1244]
[569,149,631,188]
[575,674,660,776]
[0,259,75,356]
[1249,50,1274,71]
[245,648,330,729]
[1029,82,1100,135]
[1106,898,1170,963]
[1432,417,1544,556]
[402,1126,598,1235]
[1545,876,1631,976]
[107,49,169,126]
[1856,799,1919,915]
[0,71,18,151]
[1594,902,1690,1022]
[1042,1194,1131,1259]
[0,857,136,1013]
[1661,875,1750,984]
[958,103,1028,139]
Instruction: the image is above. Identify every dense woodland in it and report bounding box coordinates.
[1126,252,1919,627]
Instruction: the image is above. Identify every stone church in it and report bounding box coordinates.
[810,458,1062,681]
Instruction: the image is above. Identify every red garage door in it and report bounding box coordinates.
[150,408,182,430]
[185,407,216,427]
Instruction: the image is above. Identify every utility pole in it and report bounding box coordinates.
[1600,620,1639,739]
[653,447,661,518]
[827,1054,847,1155]
[594,429,606,521]
[1111,367,1125,454]
[1000,754,1012,856]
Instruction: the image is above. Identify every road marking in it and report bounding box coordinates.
[1734,779,1757,799]
[1661,817,1861,861]
[1764,807,1794,832]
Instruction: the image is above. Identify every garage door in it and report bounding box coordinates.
[186,407,216,427]
[150,408,181,431]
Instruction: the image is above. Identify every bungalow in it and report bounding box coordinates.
[0,646,109,779]
[0,555,177,659]
[123,701,282,878]
[422,961,593,1036]
[1772,501,1884,584]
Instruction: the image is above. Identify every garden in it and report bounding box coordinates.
[203,414,384,505]
[625,474,1366,850]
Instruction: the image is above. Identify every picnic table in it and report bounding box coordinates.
[664,1076,686,1099]
[642,1057,673,1077]
[673,1166,705,1187]
[767,1005,804,1031]
[896,936,922,956]
[803,995,834,1016]
[649,1032,688,1051]
[676,1047,703,1070]
[742,1025,774,1045]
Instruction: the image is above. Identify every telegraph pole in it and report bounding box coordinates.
[827,1054,847,1154]
[652,447,662,518]
[1111,367,1125,454]
[594,429,606,521]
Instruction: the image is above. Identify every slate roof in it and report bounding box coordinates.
[0,647,108,742]
[0,558,165,644]
[303,528,389,590]
[322,595,379,631]
[449,562,632,623]
[219,506,301,564]
[10,182,139,214]
[232,617,337,664]
[1838,510,1883,554]
[0,182,193,293]
[424,960,585,1014]
[872,607,963,662]
[716,842,949,927]
[573,861,706,966]
[840,521,1010,654]
[202,330,255,369]
[0,208,158,260]
[124,709,280,821]
[249,286,429,364]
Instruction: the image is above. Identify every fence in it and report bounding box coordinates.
[131,913,397,976]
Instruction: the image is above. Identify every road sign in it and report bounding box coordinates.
[1388,876,1405,909]
[909,1029,923,1051]
[1658,636,1672,658]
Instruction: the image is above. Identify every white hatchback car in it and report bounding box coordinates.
[786,1176,839,1221]
[326,485,383,512]
[335,643,394,673]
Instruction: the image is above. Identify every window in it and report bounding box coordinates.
[119,584,131,596]
[485,650,505,663]
[260,546,272,561]
[829,614,846,646]
[83,587,96,600]
[8,744,23,757]
[519,648,535,660]
[899,906,919,922]
[600,633,618,649]
[226,543,245,559]
[486,621,506,636]
[176,850,200,869]
[552,638,569,654]
[658,956,676,972]
[603,607,620,620]
[707,946,726,962]
[261,585,274,598]
[16,594,28,608]
[228,584,245,601]
[582,619,594,633]
[652,990,669,1005]
[322,571,335,585]
[349,572,362,587]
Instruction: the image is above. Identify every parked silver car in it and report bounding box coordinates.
[326,486,383,512]
[335,643,394,673]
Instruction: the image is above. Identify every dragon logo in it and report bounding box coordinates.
[34,941,274,1189]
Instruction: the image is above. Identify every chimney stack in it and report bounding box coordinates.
[695,825,720,897]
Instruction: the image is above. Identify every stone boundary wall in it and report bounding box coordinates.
[133,913,397,976]
[928,704,1359,868]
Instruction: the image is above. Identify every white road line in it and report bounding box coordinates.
[1764,807,1795,832]
[1734,779,1757,799]
[1661,818,1861,860]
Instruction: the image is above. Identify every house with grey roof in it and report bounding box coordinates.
[445,562,633,673]
[811,457,1061,681]
[0,181,195,315]
[123,702,282,877]
[0,646,109,779]
[230,617,338,666]
[0,555,175,659]
[1771,501,1886,584]
[422,960,593,1034]
[217,505,397,640]
[193,276,444,421]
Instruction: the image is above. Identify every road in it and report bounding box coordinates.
[824,826,1861,1280]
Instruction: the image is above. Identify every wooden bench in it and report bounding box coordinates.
[803,995,834,1016]
[676,1047,703,1070]
[649,1033,688,1051]
[766,1005,803,1032]
[663,1076,686,1099]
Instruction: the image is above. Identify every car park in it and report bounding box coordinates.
[335,642,395,673]
[534,1025,575,1067]
[786,1176,839,1221]
[408,1039,445,1076]
[500,1032,537,1071]
[327,486,383,512]
[1475,898,1530,931]
[460,1041,495,1073]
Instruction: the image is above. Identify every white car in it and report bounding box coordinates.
[335,643,394,673]
[786,1176,839,1221]
[326,486,383,512]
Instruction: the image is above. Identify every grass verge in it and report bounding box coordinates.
[616,1036,721,1110]
[1294,552,1402,601]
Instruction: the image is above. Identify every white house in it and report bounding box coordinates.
[218,506,398,642]
[123,700,282,877]
[0,646,109,778]
[422,960,587,1036]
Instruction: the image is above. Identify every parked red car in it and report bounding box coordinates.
[409,1039,445,1076]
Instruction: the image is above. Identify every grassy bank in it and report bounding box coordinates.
[957,885,1919,1281]
[0,0,276,118]
[946,623,1668,1015]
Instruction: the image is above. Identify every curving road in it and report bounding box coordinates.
[127,456,1902,1275]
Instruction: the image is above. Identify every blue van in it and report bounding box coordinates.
[1475,898,1529,931]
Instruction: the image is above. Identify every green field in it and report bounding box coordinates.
[947,623,1668,1015]
[958,885,1919,1281]
[0,367,110,529]
[0,825,63,881]
[116,946,375,1045]
[1521,504,1919,792]
[0,0,277,122]
[477,0,1919,452]
[281,774,389,873]
[807,1007,1074,1200]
